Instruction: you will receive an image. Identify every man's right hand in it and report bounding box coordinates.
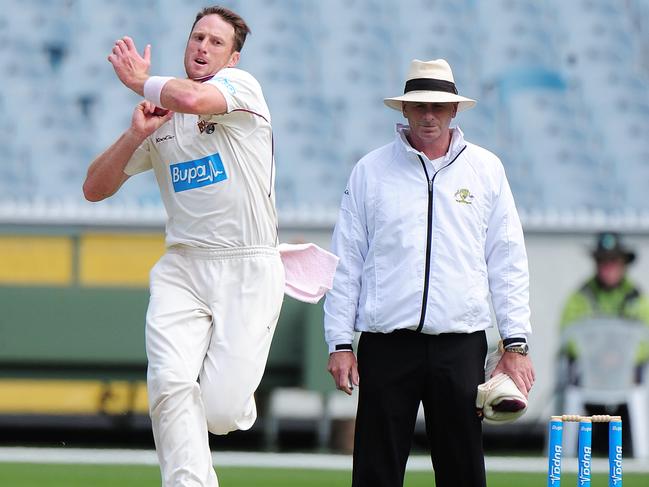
[327,351,359,396]
[108,36,150,95]
[131,101,173,138]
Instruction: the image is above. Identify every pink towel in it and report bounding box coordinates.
[278,243,339,304]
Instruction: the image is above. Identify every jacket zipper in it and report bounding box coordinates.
[415,146,467,333]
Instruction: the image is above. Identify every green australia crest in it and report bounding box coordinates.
[454,188,474,204]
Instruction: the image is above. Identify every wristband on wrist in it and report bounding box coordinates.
[334,344,353,352]
[143,76,175,108]
[503,337,527,348]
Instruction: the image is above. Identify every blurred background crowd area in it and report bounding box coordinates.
[1,0,649,223]
[2,0,649,455]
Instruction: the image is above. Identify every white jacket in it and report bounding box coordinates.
[324,125,531,353]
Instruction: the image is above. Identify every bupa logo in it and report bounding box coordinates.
[170,153,227,192]
[578,446,591,485]
[610,445,622,485]
[548,444,561,485]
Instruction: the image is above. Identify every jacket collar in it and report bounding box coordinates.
[395,123,466,164]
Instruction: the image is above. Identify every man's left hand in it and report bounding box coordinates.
[492,352,535,398]
[108,36,150,95]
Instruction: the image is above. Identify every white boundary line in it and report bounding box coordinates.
[0,448,647,474]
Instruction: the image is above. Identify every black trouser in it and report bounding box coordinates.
[352,329,487,487]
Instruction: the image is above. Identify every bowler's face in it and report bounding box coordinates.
[184,14,240,79]
[402,102,457,144]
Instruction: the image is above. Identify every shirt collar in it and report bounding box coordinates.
[395,123,466,167]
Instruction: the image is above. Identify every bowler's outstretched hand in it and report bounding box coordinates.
[108,36,151,95]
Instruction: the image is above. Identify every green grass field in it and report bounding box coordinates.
[0,464,647,487]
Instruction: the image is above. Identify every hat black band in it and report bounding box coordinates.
[404,78,458,95]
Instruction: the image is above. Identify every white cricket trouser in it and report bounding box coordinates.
[146,245,285,487]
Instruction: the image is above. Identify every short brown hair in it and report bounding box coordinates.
[191,6,251,53]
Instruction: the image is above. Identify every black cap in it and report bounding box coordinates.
[592,232,635,264]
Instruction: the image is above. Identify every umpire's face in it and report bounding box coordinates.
[402,101,457,146]
[184,14,240,80]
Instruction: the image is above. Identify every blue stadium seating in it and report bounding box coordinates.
[1,0,648,222]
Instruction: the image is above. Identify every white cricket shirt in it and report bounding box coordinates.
[124,68,277,249]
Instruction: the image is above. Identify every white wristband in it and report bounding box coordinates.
[143,76,174,108]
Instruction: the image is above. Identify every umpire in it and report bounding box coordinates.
[324,59,535,487]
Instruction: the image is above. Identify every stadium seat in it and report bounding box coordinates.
[323,390,358,451]
[264,387,327,449]
[560,318,649,458]
[2,0,649,220]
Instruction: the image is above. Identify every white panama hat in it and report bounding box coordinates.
[384,58,476,112]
